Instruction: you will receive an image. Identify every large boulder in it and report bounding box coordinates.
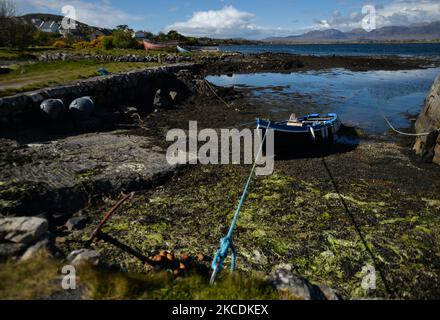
[20,239,49,261]
[0,217,48,244]
[268,264,340,300]
[0,243,27,262]
[67,248,100,266]
[414,75,440,164]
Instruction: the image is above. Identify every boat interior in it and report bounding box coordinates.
[285,113,333,127]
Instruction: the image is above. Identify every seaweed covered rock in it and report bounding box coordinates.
[414,75,440,164]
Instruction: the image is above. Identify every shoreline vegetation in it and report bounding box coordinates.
[0,60,160,97]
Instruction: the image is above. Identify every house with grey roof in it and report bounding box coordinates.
[34,20,60,33]
[133,30,148,41]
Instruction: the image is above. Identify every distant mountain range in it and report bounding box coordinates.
[265,21,440,43]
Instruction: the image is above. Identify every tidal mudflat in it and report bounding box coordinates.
[1,53,440,300]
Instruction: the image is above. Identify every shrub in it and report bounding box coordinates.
[52,39,70,49]
[112,29,138,49]
[33,30,61,46]
[0,17,35,49]
[100,36,113,50]
[72,40,94,49]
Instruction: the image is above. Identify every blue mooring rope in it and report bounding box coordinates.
[209,122,271,285]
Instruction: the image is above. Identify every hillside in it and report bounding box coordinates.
[21,13,111,36]
[266,21,440,43]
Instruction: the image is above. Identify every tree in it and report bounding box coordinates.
[100,36,113,50]
[112,29,138,49]
[116,25,129,31]
[0,0,35,49]
[143,31,154,39]
[0,0,15,18]
[166,30,186,41]
[156,32,167,41]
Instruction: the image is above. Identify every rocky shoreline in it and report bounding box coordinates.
[1,53,440,300]
[33,51,436,73]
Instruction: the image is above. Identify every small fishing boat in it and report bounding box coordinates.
[143,40,178,51]
[176,45,220,53]
[257,113,341,145]
[176,45,189,53]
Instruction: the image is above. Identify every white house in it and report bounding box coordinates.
[133,30,147,40]
[38,21,60,33]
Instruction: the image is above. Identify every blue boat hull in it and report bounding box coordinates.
[256,113,342,150]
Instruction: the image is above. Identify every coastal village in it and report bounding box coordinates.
[0,0,440,302]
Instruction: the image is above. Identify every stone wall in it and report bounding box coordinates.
[0,63,201,129]
[38,51,193,64]
[414,75,440,164]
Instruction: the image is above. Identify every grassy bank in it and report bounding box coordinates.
[0,252,281,300]
[0,47,58,61]
[0,60,159,97]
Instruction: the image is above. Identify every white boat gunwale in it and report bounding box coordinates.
[256,113,341,134]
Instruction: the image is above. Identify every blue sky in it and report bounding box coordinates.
[15,0,440,38]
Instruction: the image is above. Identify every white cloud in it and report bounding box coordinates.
[166,5,263,38]
[311,0,440,31]
[15,0,142,28]
[376,0,440,26]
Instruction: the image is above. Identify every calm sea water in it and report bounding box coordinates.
[207,67,440,134]
[220,43,440,57]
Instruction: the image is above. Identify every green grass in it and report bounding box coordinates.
[72,47,221,58]
[0,60,159,97]
[0,253,283,300]
[0,251,61,299]
[86,271,281,300]
[0,47,59,60]
[74,48,172,57]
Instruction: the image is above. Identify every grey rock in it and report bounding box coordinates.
[65,216,88,231]
[169,91,179,102]
[67,248,100,266]
[319,285,341,301]
[0,243,27,262]
[269,265,338,300]
[122,106,139,116]
[52,211,75,223]
[20,238,49,261]
[0,217,48,244]
[414,75,440,165]
[153,89,172,108]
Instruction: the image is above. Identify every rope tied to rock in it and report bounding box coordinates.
[381,112,439,137]
[373,98,439,137]
[204,79,235,109]
[210,122,271,285]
